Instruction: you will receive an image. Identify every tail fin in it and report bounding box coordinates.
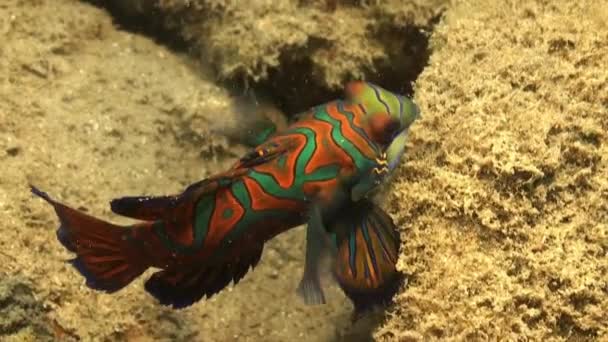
[31,186,149,293]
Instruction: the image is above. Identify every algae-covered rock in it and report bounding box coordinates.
[100,0,447,112]
[158,0,445,84]
[0,274,51,341]
[376,0,608,340]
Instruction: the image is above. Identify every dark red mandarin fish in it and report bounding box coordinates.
[31,81,420,315]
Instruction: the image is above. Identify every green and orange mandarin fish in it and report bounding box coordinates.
[31,81,420,314]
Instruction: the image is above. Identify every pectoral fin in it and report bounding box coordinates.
[329,200,404,314]
[351,178,377,202]
[351,166,387,202]
[296,205,336,305]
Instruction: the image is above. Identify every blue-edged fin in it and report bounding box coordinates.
[144,243,263,308]
[328,200,404,315]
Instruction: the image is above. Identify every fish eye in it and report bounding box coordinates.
[370,114,401,145]
[386,120,401,139]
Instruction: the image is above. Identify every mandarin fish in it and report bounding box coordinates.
[31,81,419,315]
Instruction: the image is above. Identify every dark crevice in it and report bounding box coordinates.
[367,24,436,98]
[253,18,439,115]
[80,0,440,117]
[82,0,189,51]
[253,56,344,116]
[214,36,346,114]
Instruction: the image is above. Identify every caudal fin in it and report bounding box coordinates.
[31,186,149,293]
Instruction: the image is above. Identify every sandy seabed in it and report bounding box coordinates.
[0,0,606,341]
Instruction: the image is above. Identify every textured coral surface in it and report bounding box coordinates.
[1,0,606,341]
[142,0,445,112]
[377,0,608,340]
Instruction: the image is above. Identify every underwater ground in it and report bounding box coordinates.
[0,0,606,341]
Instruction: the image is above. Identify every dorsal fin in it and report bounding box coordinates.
[110,170,246,222]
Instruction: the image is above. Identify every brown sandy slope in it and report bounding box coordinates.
[0,1,361,341]
[377,0,607,340]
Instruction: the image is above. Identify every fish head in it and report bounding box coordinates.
[345,81,421,171]
[345,80,420,135]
